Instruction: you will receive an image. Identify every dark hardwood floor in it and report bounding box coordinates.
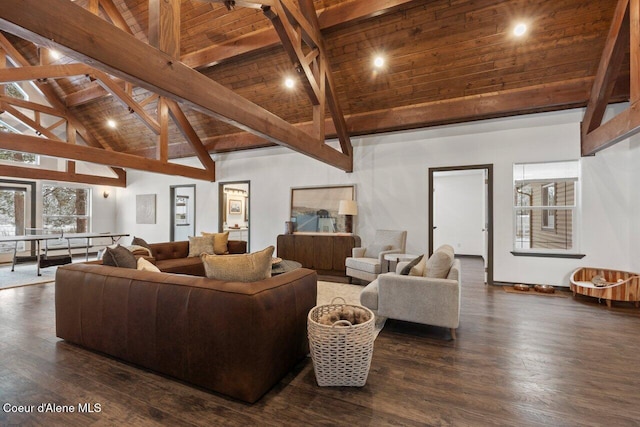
[1,258,639,426]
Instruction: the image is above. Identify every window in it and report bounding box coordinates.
[42,185,91,233]
[541,183,555,230]
[513,161,579,254]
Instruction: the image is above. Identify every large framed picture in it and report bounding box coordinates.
[290,185,355,233]
[228,199,242,215]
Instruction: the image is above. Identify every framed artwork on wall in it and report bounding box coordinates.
[228,199,242,215]
[136,194,156,224]
[290,185,355,233]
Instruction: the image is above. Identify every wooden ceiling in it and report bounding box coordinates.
[0,0,632,184]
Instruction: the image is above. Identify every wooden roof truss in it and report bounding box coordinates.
[581,0,637,155]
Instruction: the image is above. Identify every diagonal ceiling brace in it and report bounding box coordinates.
[581,0,638,156]
[0,0,352,172]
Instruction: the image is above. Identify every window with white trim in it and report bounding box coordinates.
[513,161,579,253]
[42,185,91,233]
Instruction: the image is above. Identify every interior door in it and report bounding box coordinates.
[218,181,250,251]
[170,185,195,242]
[429,166,493,285]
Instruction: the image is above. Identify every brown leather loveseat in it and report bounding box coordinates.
[146,239,247,275]
[55,262,317,403]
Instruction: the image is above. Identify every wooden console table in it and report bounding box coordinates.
[277,233,361,277]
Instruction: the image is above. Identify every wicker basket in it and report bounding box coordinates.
[307,297,375,387]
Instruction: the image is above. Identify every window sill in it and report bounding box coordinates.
[510,251,585,259]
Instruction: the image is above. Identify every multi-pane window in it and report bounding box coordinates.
[513,161,579,253]
[42,185,91,233]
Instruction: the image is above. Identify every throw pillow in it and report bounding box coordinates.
[425,245,455,278]
[365,244,391,258]
[137,257,161,272]
[408,255,427,276]
[201,246,274,282]
[201,231,230,255]
[131,236,152,253]
[400,255,424,275]
[188,235,214,257]
[126,245,152,257]
[103,245,137,269]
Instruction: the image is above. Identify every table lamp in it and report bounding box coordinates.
[338,200,358,233]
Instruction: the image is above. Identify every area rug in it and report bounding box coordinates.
[317,281,386,337]
[0,264,57,290]
[502,285,571,298]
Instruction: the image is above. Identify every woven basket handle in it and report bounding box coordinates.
[331,320,353,328]
[330,297,347,305]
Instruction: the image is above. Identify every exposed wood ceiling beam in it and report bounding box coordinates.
[181,0,416,69]
[0,95,64,117]
[581,0,636,156]
[0,103,62,140]
[166,99,216,176]
[0,63,92,83]
[93,70,161,134]
[0,0,352,172]
[262,0,352,165]
[0,163,126,187]
[0,133,213,181]
[98,0,135,35]
[130,77,596,159]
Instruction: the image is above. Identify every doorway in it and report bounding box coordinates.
[218,181,250,251]
[429,165,493,284]
[170,185,196,242]
[0,179,36,263]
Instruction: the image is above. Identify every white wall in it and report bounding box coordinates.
[433,170,485,256]
[114,106,637,286]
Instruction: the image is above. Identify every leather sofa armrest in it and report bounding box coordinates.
[228,240,247,254]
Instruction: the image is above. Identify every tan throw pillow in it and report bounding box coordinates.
[201,246,274,282]
[409,255,427,276]
[425,245,455,278]
[188,235,214,257]
[202,231,229,255]
[137,257,161,272]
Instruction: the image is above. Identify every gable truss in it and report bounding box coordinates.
[581,0,637,155]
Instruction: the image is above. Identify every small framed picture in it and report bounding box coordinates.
[228,199,242,215]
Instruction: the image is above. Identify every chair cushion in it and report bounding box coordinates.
[365,244,391,258]
[409,256,427,276]
[401,255,424,275]
[425,245,455,278]
[345,257,381,274]
[201,246,274,282]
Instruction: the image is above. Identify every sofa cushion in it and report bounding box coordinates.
[401,255,424,275]
[202,231,229,255]
[345,257,381,274]
[365,244,391,258]
[131,236,152,253]
[156,257,205,276]
[201,246,274,282]
[103,245,137,269]
[425,245,455,278]
[409,255,427,276]
[188,235,214,257]
[137,257,160,272]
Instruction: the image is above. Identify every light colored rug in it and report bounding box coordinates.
[316,280,386,337]
[0,263,57,290]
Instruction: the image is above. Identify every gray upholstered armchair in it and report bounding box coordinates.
[359,245,461,339]
[345,230,407,282]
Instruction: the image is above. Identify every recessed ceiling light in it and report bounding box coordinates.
[50,49,61,60]
[513,23,527,37]
[373,56,385,68]
[284,77,295,89]
[107,119,117,129]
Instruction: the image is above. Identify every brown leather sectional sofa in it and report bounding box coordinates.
[146,239,247,275]
[55,240,317,403]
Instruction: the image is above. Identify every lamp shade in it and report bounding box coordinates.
[338,200,358,216]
